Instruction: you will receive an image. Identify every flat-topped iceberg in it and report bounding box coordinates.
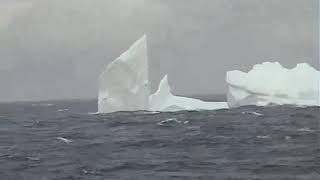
[149,75,228,112]
[226,62,320,107]
[98,35,150,113]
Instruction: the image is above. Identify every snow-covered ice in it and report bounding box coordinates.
[226,62,320,107]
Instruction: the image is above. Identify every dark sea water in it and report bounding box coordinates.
[0,100,319,180]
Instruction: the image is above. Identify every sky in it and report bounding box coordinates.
[0,0,319,102]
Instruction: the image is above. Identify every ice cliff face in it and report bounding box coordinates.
[149,75,228,112]
[98,35,149,113]
[226,62,320,107]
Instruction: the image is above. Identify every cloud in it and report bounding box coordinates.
[0,1,33,30]
[0,0,317,101]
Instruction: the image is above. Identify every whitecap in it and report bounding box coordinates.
[157,118,183,126]
[242,111,264,116]
[297,128,315,133]
[56,137,73,144]
[27,157,40,161]
[257,135,271,139]
[57,109,69,112]
[285,136,291,140]
[32,103,54,107]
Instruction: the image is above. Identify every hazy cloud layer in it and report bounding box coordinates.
[0,0,318,102]
[0,1,32,30]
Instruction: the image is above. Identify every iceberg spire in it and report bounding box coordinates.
[98,35,150,113]
[153,75,172,98]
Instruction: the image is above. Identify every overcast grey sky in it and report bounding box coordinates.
[0,0,318,102]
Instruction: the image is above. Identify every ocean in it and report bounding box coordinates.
[0,100,319,180]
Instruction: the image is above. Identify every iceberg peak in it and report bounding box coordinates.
[98,35,150,113]
[154,75,171,97]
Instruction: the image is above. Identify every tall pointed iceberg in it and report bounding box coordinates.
[98,35,150,113]
[149,75,228,112]
[98,35,229,113]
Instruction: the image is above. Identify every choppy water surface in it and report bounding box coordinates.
[0,100,319,180]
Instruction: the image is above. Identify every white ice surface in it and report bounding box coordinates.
[98,35,150,113]
[226,62,320,107]
[149,75,228,112]
[98,35,228,113]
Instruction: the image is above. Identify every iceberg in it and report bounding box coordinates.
[98,35,150,113]
[149,75,228,112]
[98,35,228,113]
[226,62,320,107]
